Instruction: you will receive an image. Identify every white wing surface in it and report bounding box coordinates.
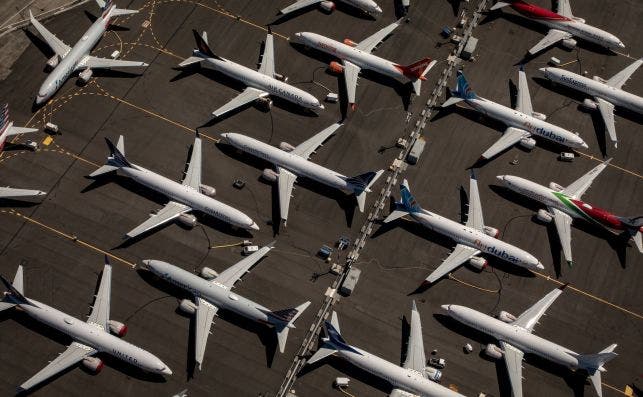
[356,20,400,53]
[606,58,643,89]
[194,297,219,370]
[562,158,611,199]
[214,243,274,289]
[212,87,269,118]
[516,69,533,115]
[125,201,192,239]
[465,173,485,231]
[528,29,572,55]
[182,135,202,190]
[277,167,298,223]
[595,98,617,146]
[291,122,341,159]
[402,301,427,374]
[550,207,573,265]
[19,342,96,391]
[481,127,530,160]
[0,187,46,199]
[257,33,276,78]
[425,244,480,284]
[279,0,323,15]
[29,10,70,57]
[513,286,565,332]
[5,125,38,137]
[342,60,361,105]
[86,261,111,330]
[81,56,148,70]
[499,341,525,397]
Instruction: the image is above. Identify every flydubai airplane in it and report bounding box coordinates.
[443,285,618,397]
[279,0,382,17]
[0,103,38,152]
[443,69,587,160]
[291,20,436,109]
[497,159,642,266]
[540,59,643,148]
[384,174,543,285]
[29,0,148,105]
[178,30,323,118]
[490,0,624,55]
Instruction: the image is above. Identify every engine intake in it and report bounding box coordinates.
[279,142,295,152]
[256,97,272,111]
[200,184,216,197]
[108,320,128,337]
[519,137,536,150]
[179,299,197,314]
[562,38,577,50]
[484,343,504,359]
[531,111,547,121]
[78,68,93,84]
[423,366,442,382]
[200,266,218,280]
[262,168,278,183]
[82,357,104,373]
[498,311,517,323]
[329,61,344,74]
[549,182,564,192]
[178,213,197,228]
[483,226,499,238]
[469,256,488,270]
[46,55,59,70]
[582,98,598,110]
[536,209,553,223]
[343,38,358,47]
[319,1,335,12]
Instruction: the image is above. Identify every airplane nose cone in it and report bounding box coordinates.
[219,133,229,142]
[249,222,260,231]
[290,32,303,44]
[618,42,625,48]
[374,6,382,13]
[161,366,172,375]
[139,260,152,271]
[580,141,589,149]
[538,67,547,74]
[441,304,451,312]
[536,262,545,270]
[318,103,325,110]
[496,175,505,182]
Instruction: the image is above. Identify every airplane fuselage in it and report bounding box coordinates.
[343,0,382,15]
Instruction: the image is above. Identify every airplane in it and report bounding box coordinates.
[29,0,148,105]
[0,186,46,200]
[0,103,38,152]
[442,285,618,397]
[497,159,642,266]
[290,20,436,109]
[220,123,384,225]
[539,59,643,148]
[278,0,382,18]
[383,174,543,285]
[442,69,588,160]
[489,0,624,56]
[88,133,259,239]
[307,303,465,397]
[0,258,172,392]
[178,30,324,118]
[140,242,311,368]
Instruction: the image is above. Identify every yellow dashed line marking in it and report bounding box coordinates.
[448,273,500,293]
[603,382,629,396]
[576,151,642,180]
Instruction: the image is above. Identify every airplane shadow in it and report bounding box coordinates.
[24,29,54,61]
[0,198,44,208]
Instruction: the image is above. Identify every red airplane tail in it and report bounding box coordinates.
[395,57,435,81]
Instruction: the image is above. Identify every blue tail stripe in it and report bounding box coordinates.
[400,185,421,213]
[454,71,477,100]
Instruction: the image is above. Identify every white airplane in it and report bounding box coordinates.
[0,258,172,392]
[442,285,618,397]
[140,242,310,368]
[291,20,436,109]
[89,133,259,239]
[383,174,543,285]
[279,0,382,18]
[540,59,643,148]
[29,0,148,105]
[490,0,624,55]
[220,123,383,225]
[178,30,323,118]
[0,186,46,200]
[307,304,465,397]
[443,69,588,160]
[0,103,38,152]
[497,159,642,266]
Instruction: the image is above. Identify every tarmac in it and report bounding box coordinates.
[0,0,641,396]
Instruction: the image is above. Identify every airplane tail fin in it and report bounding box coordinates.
[399,179,422,213]
[617,216,643,253]
[269,301,311,353]
[578,344,618,397]
[97,0,138,17]
[346,170,384,212]
[489,1,514,11]
[190,29,222,60]
[0,266,32,310]
[89,136,130,178]
[396,58,437,95]
[0,104,38,139]
[442,70,477,107]
[307,311,361,365]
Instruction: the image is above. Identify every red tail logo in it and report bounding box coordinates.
[394,57,433,80]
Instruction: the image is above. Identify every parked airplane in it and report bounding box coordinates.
[0,103,38,151]
[497,159,642,266]
[140,242,310,368]
[89,133,258,239]
[0,259,171,392]
[291,20,435,109]
[442,285,618,397]
[540,59,643,148]
[384,174,543,285]
[221,123,383,225]
[0,186,46,200]
[29,0,148,105]
[279,0,382,17]
[443,69,587,160]
[307,304,465,397]
[179,30,323,118]
[490,0,624,55]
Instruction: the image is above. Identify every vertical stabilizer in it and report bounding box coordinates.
[270,301,311,353]
[578,344,618,397]
[348,170,384,212]
[443,70,477,107]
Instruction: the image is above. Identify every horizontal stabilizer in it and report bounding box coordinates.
[110,8,138,17]
[490,1,512,11]
[351,170,384,212]
[306,345,337,365]
[178,56,204,67]
[442,95,464,107]
[271,301,311,353]
[88,164,118,178]
[383,209,409,223]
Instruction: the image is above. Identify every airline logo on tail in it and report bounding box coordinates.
[0,104,10,136]
[394,58,434,80]
[400,182,421,213]
[455,72,477,100]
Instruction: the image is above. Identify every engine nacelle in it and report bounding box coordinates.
[200,184,216,197]
[46,55,60,70]
[498,310,517,323]
[329,61,344,74]
[262,168,278,182]
[82,357,104,373]
[469,256,488,270]
[200,266,218,280]
[519,137,536,150]
[179,299,197,314]
[531,111,547,121]
[549,182,564,192]
[319,1,335,12]
[343,38,358,47]
[279,142,296,152]
[256,97,272,111]
[582,98,598,110]
[178,213,197,228]
[485,343,504,360]
[536,209,553,223]
[78,68,93,84]
[274,73,288,82]
[592,75,606,84]
[483,226,499,238]
[423,366,442,382]
[572,17,586,23]
[108,320,128,337]
[562,38,577,50]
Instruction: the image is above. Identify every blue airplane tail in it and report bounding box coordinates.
[88,136,130,178]
[443,70,477,107]
[306,312,361,365]
[400,180,422,213]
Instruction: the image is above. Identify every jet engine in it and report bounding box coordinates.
[274,73,288,83]
[484,343,504,359]
[200,266,218,280]
[46,55,60,70]
[531,111,547,121]
[572,17,586,23]
[549,182,564,192]
[108,320,128,337]
[469,256,488,270]
[519,137,536,150]
[562,38,577,50]
[319,1,335,12]
[536,209,553,223]
[262,168,278,182]
[581,98,598,110]
[279,142,296,152]
[483,226,500,238]
[592,75,607,84]
[78,68,93,84]
[179,299,197,314]
[200,184,216,197]
[498,311,517,323]
[423,366,442,382]
[178,213,197,228]
[328,61,344,74]
[257,97,272,111]
[343,38,358,47]
[82,357,104,373]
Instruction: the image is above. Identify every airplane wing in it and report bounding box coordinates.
[277,167,298,223]
[465,172,485,231]
[425,244,480,284]
[29,10,71,57]
[550,207,573,265]
[562,158,611,199]
[212,87,269,118]
[498,341,525,397]
[125,201,192,239]
[182,135,202,190]
[86,261,111,330]
[595,98,617,146]
[555,0,574,18]
[513,286,565,333]
[402,301,427,374]
[606,58,643,89]
[194,297,219,370]
[480,127,530,160]
[257,33,276,78]
[356,20,401,53]
[0,187,46,199]
[528,29,572,55]
[5,125,38,137]
[342,60,361,105]
[291,122,342,160]
[80,56,148,70]
[279,0,323,15]
[516,69,533,115]
[19,342,96,391]
[213,243,275,289]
